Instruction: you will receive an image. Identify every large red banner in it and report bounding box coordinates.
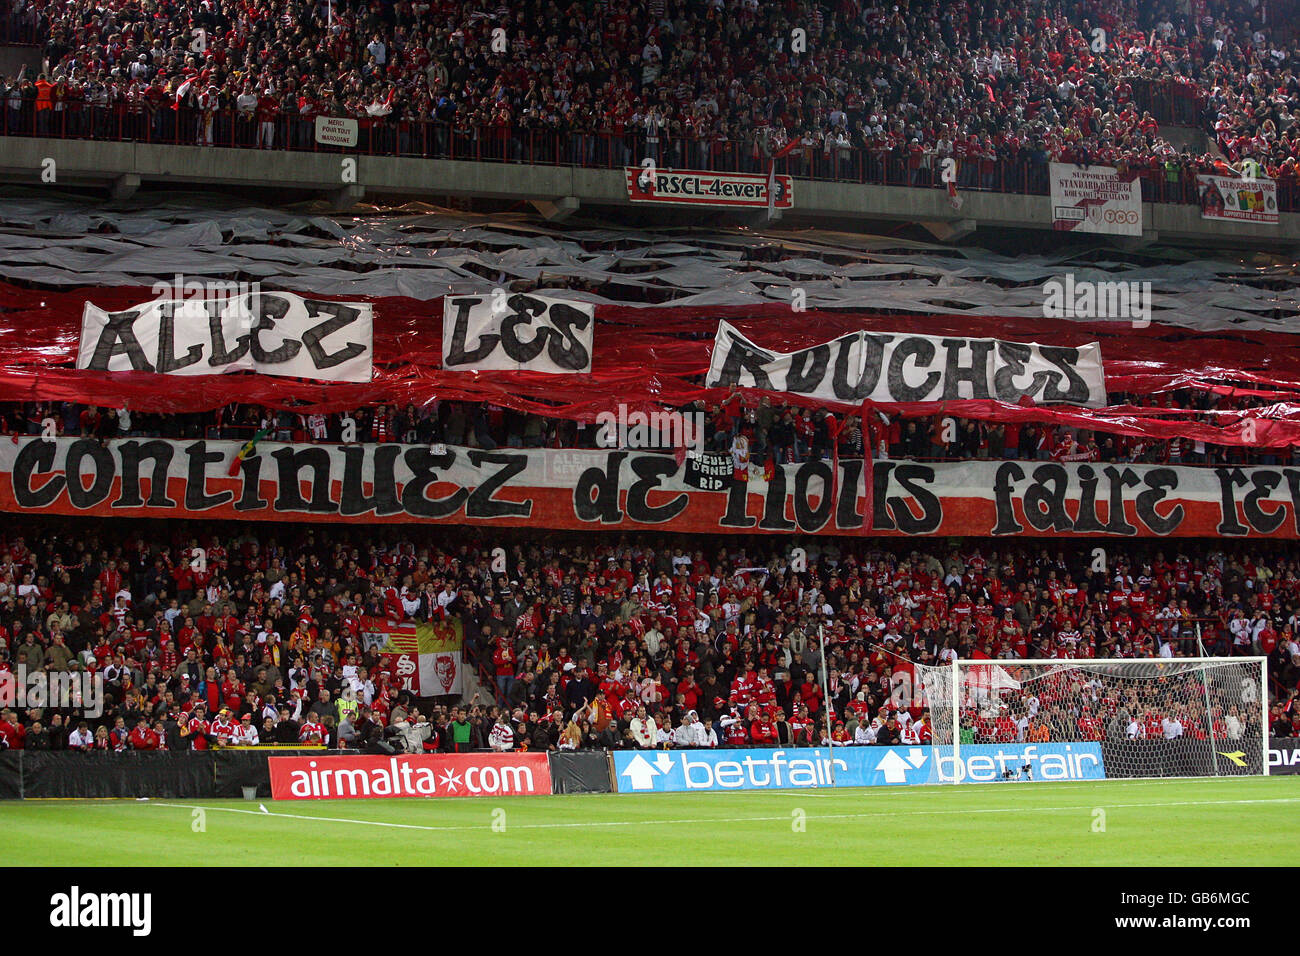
[6,284,1300,446]
[3,437,1299,537]
[268,752,552,799]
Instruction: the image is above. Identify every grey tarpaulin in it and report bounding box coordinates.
[0,193,1295,330]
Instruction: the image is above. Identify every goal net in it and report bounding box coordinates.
[915,658,1267,783]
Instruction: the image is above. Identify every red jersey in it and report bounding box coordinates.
[730,672,757,705]
[724,719,749,746]
[750,720,778,745]
[995,714,1018,742]
[1077,716,1103,740]
[298,721,327,745]
[493,644,516,678]
[186,716,211,750]
[209,717,239,744]
[128,727,160,750]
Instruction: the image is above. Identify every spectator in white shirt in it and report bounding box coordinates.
[854,718,879,745]
[234,714,260,745]
[1224,707,1244,741]
[675,711,708,747]
[488,714,514,751]
[1162,715,1184,739]
[630,707,656,748]
[17,574,39,605]
[1229,612,1252,648]
[68,722,94,750]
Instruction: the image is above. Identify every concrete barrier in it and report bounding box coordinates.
[0,136,1296,249]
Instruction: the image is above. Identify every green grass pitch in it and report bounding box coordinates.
[3,776,1294,866]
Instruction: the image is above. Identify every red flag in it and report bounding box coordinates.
[773,136,801,160]
[767,136,798,214]
[173,77,194,110]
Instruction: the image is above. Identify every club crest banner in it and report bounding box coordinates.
[362,615,464,697]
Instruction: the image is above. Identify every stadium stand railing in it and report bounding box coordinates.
[3,104,1296,214]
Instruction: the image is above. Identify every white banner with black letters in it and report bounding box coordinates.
[442,293,594,373]
[78,292,373,383]
[314,115,359,148]
[4,438,1300,538]
[706,321,1106,407]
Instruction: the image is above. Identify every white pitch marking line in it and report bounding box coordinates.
[26,775,1284,807]
[150,802,447,831]
[732,775,1277,797]
[147,795,1300,834]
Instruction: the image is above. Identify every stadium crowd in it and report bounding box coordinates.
[0,517,1295,756]
[1,389,1292,467]
[0,0,1298,204]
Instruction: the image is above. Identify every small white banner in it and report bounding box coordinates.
[442,293,594,373]
[314,115,359,147]
[1050,163,1143,236]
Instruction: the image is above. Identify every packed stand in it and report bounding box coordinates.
[0,0,1297,206]
[0,518,1295,756]
[2,391,1294,467]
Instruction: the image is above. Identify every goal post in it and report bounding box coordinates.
[916,657,1268,784]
